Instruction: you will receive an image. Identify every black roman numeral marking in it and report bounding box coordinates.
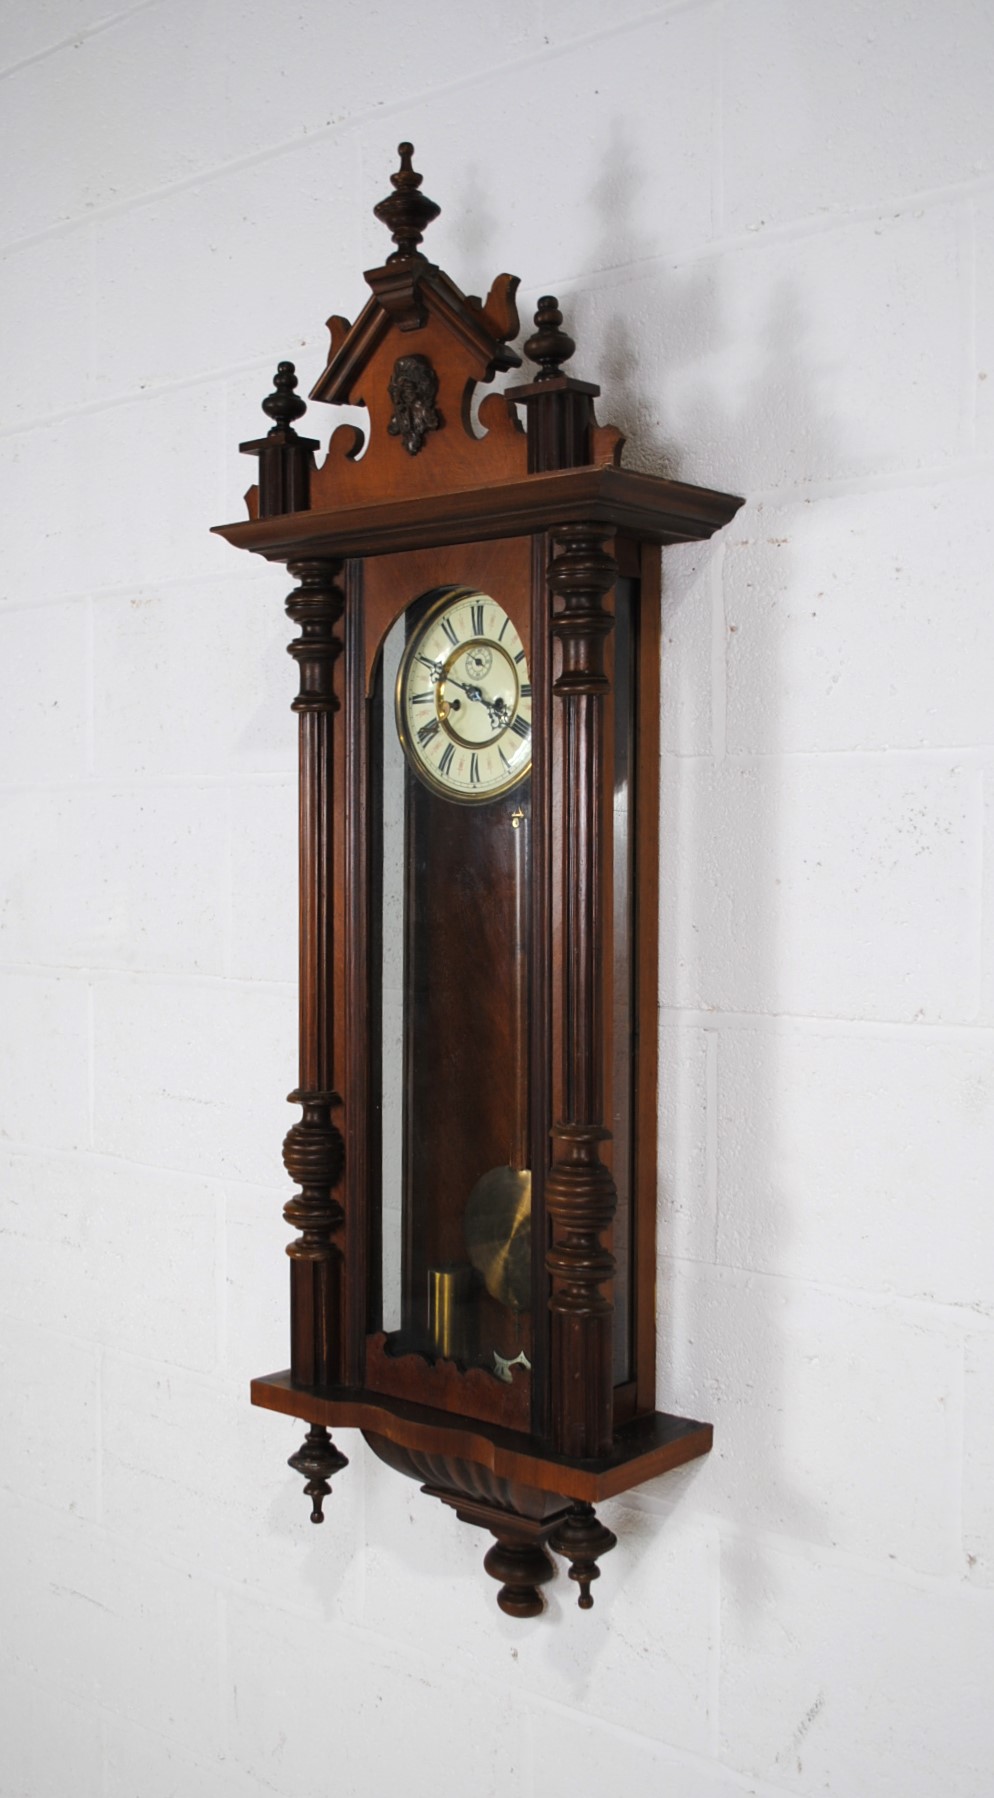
[440,615,459,646]
[471,602,485,636]
[499,746,512,771]
[417,719,439,747]
[520,683,531,698]
[514,649,526,663]
[439,743,455,777]
[510,715,530,740]
[411,691,433,705]
[469,753,480,785]
[498,616,510,642]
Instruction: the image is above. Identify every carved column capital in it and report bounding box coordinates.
[286,558,344,713]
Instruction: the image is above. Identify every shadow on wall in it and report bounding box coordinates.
[551,115,854,1628]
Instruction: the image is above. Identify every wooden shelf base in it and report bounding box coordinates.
[252,1370,712,1504]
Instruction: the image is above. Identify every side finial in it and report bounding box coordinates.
[261,361,308,434]
[524,295,576,382]
[373,142,441,263]
[288,1424,348,1524]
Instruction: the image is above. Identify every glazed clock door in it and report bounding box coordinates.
[362,540,538,1431]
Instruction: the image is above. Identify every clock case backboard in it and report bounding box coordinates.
[214,145,744,1617]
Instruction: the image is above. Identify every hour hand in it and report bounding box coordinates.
[415,653,445,684]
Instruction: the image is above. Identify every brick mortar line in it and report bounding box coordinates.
[0,0,162,84]
[659,1250,994,1332]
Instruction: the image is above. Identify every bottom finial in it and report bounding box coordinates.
[549,1501,617,1609]
[287,1424,348,1523]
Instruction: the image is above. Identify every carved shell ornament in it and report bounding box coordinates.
[387,352,442,455]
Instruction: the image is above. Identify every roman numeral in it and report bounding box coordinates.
[417,719,439,747]
[499,746,512,772]
[519,683,531,698]
[498,616,510,642]
[510,715,530,740]
[440,615,459,646]
[469,753,480,785]
[471,602,485,636]
[439,743,455,777]
[411,691,433,705]
[514,649,526,664]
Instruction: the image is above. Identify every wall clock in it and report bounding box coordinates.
[214,144,744,1618]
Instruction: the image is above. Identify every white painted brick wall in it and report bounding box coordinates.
[1,3,992,1794]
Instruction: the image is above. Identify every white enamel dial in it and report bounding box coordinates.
[395,589,532,802]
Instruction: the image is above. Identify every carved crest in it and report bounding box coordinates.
[387,353,441,455]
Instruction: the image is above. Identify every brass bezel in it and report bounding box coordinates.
[394,585,532,804]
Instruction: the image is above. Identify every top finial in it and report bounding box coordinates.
[373,142,441,263]
[524,296,576,382]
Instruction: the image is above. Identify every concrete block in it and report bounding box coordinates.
[976,192,994,452]
[525,1706,785,1798]
[0,0,540,247]
[75,382,229,592]
[983,768,994,1023]
[0,1502,101,1703]
[0,1,124,73]
[716,1024,994,1312]
[661,538,715,756]
[660,1022,714,1264]
[104,1718,272,1798]
[356,6,718,282]
[227,779,296,984]
[89,1535,222,1757]
[0,784,228,975]
[657,1260,960,1574]
[92,572,292,781]
[0,1314,99,1519]
[0,973,90,1151]
[720,1537,994,1796]
[362,1457,715,1756]
[0,600,87,780]
[226,1591,532,1798]
[965,1333,994,1586]
[7,1503,221,1755]
[0,1150,218,1370]
[660,755,981,1022]
[0,227,96,425]
[725,479,994,752]
[0,1672,102,1798]
[573,203,968,496]
[541,0,691,44]
[222,1180,289,1379]
[92,975,294,1184]
[100,1353,363,1618]
[91,134,361,403]
[722,0,994,231]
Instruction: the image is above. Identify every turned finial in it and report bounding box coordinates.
[261,361,308,433]
[524,295,576,382]
[373,141,441,263]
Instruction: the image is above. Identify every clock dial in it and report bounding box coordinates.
[396,589,531,801]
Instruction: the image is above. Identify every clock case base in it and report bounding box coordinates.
[253,1370,712,1614]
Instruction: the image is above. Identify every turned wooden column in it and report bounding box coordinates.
[283,557,346,1388]
[546,522,618,1460]
[282,556,349,1516]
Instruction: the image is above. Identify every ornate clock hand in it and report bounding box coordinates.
[438,670,512,733]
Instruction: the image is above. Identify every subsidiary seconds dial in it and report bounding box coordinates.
[396,589,532,802]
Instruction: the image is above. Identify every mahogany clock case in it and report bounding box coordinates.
[213,144,744,1617]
